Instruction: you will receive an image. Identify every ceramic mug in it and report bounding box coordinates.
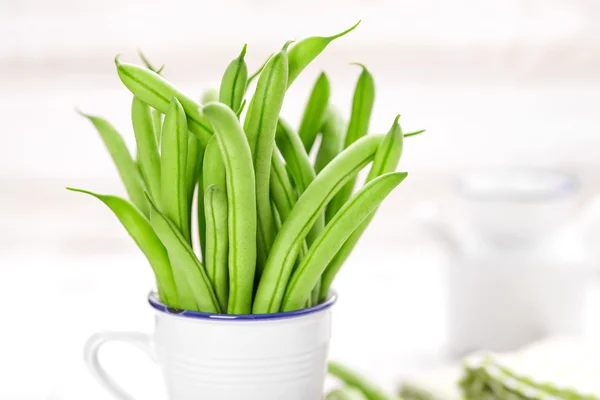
[84,292,337,400]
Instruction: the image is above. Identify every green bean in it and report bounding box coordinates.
[282,172,406,311]
[152,110,163,146]
[200,135,226,259]
[131,97,161,203]
[328,362,394,400]
[287,21,360,88]
[270,151,297,222]
[203,135,227,192]
[253,134,383,314]
[66,188,178,307]
[270,150,309,266]
[244,42,290,273]
[145,193,221,313]
[186,136,203,211]
[115,56,213,145]
[137,49,164,74]
[160,97,190,240]
[326,387,368,400]
[236,99,247,119]
[404,129,425,138]
[204,184,229,312]
[201,102,256,314]
[320,116,404,301]
[202,88,219,104]
[275,118,324,246]
[219,44,248,112]
[298,72,330,153]
[315,105,346,174]
[246,53,273,91]
[77,111,149,217]
[326,64,375,223]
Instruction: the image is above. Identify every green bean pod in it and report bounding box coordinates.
[244,43,289,273]
[315,105,346,174]
[160,97,190,241]
[219,44,248,112]
[246,53,273,92]
[326,388,368,400]
[298,72,330,153]
[204,184,229,312]
[67,189,178,307]
[146,193,221,313]
[77,111,149,217]
[320,116,404,301]
[201,102,257,314]
[282,172,407,311]
[200,135,227,259]
[131,97,161,203]
[328,362,394,400]
[253,134,384,314]
[275,119,324,246]
[326,64,375,223]
[115,57,213,145]
[287,21,360,88]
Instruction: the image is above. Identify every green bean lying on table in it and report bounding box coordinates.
[329,362,394,400]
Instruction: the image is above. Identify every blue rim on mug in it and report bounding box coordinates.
[148,291,338,321]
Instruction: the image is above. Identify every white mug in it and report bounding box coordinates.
[85,292,337,400]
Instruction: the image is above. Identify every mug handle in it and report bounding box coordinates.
[84,332,156,400]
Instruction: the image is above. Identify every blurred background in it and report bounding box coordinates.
[2,0,600,398]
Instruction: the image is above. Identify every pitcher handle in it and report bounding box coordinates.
[84,331,156,400]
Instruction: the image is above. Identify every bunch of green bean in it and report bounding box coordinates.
[69,21,423,314]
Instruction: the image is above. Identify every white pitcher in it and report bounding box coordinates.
[84,292,337,400]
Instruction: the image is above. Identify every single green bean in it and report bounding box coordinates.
[219,44,248,112]
[160,97,190,241]
[137,51,165,146]
[315,105,346,174]
[131,97,161,203]
[328,362,394,400]
[115,56,213,145]
[186,136,203,211]
[77,111,149,217]
[246,53,273,91]
[270,151,309,268]
[326,387,368,400]
[203,135,227,192]
[326,64,375,223]
[282,172,407,311]
[146,193,221,313]
[275,118,324,246]
[298,72,330,153]
[287,21,360,88]
[204,184,229,312]
[245,42,290,273]
[270,151,297,222]
[253,134,383,314]
[66,188,178,306]
[200,135,226,259]
[201,102,257,314]
[137,49,164,74]
[320,116,404,301]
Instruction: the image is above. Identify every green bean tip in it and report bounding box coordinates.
[349,62,368,71]
[330,20,362,40]
[282,40,295,51]
[239,43,248,58]
[404,129,425,137]
[394,114,401,124]
[114,53,122,67]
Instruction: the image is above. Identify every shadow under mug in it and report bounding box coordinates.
[84,291,337,400]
